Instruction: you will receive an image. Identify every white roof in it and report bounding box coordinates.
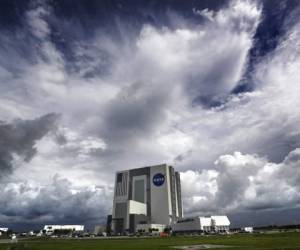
[211,216,230,226]
[199,217,211,227]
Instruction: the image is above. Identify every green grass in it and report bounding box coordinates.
[1,232,300,250]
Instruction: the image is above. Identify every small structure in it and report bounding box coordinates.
[0,228,9,236]
[136,224,165,235]
[94,225,106,235]
[43,225,84,235]
[172,215,230,234]
[11,234,17,242]
[241,227,253,233]
[27,231,35,236]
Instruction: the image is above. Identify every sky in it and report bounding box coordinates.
[1,0,300,231]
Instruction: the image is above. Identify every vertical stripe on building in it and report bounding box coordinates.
[116,172,128,197]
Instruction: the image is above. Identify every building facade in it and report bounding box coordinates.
[111,164,182,234]
[136,224,165,235]
[43,225,84,235]
[172,215,230,233]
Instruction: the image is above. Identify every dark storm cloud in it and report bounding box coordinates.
[229,207,300,227]
[102,82,168,144]
[0,113,60,176]
[0,175,111,228]
[49,0,227,33]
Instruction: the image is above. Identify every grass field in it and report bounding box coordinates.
[1,232,300,250]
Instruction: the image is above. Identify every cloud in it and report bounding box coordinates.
[181,148,300,216]
[176,6,300,171]
[26,3,51,39]
[0,113,60,177]
[175,4,300,222]
[214,152,266,209]
[0,175,112,226]
[181,169,218,214]
[82,0,263,168]
[1,0,300,229]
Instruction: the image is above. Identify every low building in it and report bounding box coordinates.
[211,216,231,232]
[172,215,230,234]
[27,231,35,236]
[94,225,106,235]
[241,227,253,233]
[0,228,9,236]
[43,225,84,235]
[136,224,166,235]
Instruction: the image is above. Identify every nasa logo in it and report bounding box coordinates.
[153,173,165,186]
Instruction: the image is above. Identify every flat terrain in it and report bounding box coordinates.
[1,232,300,250]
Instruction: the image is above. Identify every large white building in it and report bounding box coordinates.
[111,164,182,234]
[172,216,230,233]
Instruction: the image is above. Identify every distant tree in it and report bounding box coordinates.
[164,227,171,234]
